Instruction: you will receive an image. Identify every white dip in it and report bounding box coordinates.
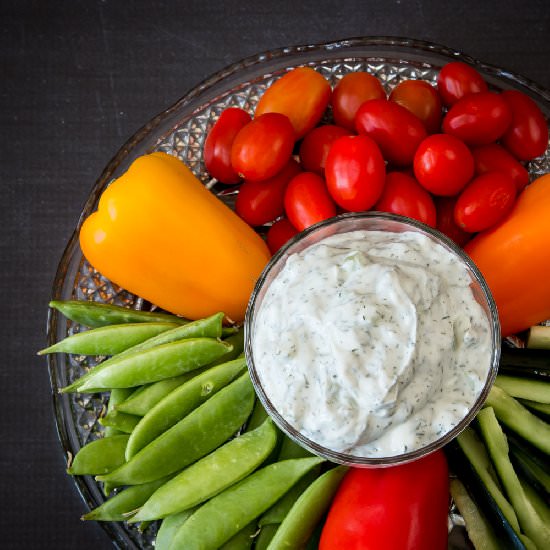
[252,229,492,457]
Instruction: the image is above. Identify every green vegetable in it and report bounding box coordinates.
[495,375,550,404]
[219,522,256,549]
[509,436,550,495]
[477,407,550,549]
[130,418,277,521]
[82,476,172,521]
[498,347,550,378]
[103,387,135,437]
[169,457,324,550]
[67,435,129,476]
[526,325,550,350]
[455,428,521,535]
[49,299,188,328]
[96,372,255,486]
[99,409,140,434]
[518,398,550,418]
[38,322,178,356]
[449,478,500,550]
[486,385,550,455]
[77,338,233,392]
[155,508,196,550]
[62,312,224,393]
[125,357,247,459]
[266,465,347,550]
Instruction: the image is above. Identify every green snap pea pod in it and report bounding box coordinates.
[49,299,188,328]
[67,434,129,476]
[97,372,255,486]
[100,409,141,434]
[38,322,178,356]
[116,374,200,416]
[219,521,257,550]
[137,520,153,533]
[155,508,197,550]
[277,435,314,460]
[104,388,135,437]
[267,466,348,550]
[116,329,244,416]
[259,468,321,526]
[255,524,279,550]
[126,357,247,459]
[77,338,233,392]
[82,475,173,521]
[246,399,269,432]
[131,418,277,521]
[62,313,224,393]
[168,456,324,550]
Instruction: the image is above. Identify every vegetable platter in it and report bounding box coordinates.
[45,37,550,549]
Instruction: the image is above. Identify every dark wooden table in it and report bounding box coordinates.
[3,0,549,547]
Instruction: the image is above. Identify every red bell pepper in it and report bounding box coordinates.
[319,450,449,550]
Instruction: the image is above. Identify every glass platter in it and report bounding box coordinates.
[46,37,550,549]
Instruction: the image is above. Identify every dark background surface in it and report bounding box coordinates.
[2,0,550,548]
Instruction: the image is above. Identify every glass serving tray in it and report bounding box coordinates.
[46,37,550,549]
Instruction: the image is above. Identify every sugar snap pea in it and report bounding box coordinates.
[155,508,197,550]
[67,434,129,476]
[116,329,244,416]
[116,374,201,417]
[219,522,257,549]
[168,456,324,550]
[38,322,178,356]
[62,312,225,393]
[125,357,247,459]
[96,372,255,486]
[49,299,188,328]
[99,409,140,434]
[255,524,279,550]
[131,418,277,521]
[104,387,135,437]
[259,468,321,527]
[82,475,172,521]
[266,466,348,550]
[77,338,233,392]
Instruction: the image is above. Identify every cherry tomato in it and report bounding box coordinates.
[413,134,474,196]
[330,72,386,131]
[454,171,517,232]
[284,172,337,231]
[320,450,449,550]
[500,90,549,161]
[355,99,427,166]
[235,159,301,226]
[437,61,488,107]
[389,79,442,134]
[434,196,472,247]
[299,125,352,175]
[231,113,294,181]
[255,67,331,139]
[375,172,436,227]
[442,91,512,146]
[266,218,299,254]
[325,135,386,211]
[472,143,529,192]
[203,108,252,184]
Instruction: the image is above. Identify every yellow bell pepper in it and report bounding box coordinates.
[79,152,271,323]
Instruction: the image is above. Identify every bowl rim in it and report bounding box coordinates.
[245,211,501,466]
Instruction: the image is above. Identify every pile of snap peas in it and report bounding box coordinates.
[44,300,347,549]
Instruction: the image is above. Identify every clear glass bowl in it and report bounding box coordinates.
[245,212,501,467]
[46,37,550,548]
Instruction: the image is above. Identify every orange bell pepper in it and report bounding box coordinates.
[465,173,550,337]
[79,152,271,323]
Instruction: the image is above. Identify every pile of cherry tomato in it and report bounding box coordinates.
[203,62,548,253]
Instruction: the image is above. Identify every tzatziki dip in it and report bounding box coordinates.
[251,228,492,458]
